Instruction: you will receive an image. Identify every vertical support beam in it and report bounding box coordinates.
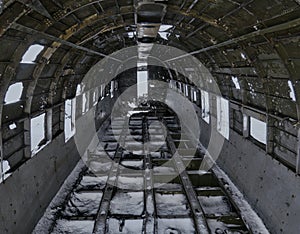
[266,116,275,155]
[196,90,201,106]
[60,102,65,134]
[23,118,31,159]
[0,131,4,182]
[242,111,249,138]
[46,109,53,141]
[297,128,300,175]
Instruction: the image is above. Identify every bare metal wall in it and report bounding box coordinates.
[198,108,300,234]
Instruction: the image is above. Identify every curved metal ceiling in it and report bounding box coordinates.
[0,0,299,123]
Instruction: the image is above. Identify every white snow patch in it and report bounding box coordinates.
[153,166,176,174]
[89,161,112,173]
[156,193,190,216]
[128,101,137,108]
[107,218,143,234]
[0,160,11,183]
[231,76,241,90]
[33,161,86,233]
[31,113,46,154]
[159,25,173,32]
[52,220,94,233]
[77,176,108,190]
[196,139,269,233]
[127,110,149,117]
[110,81,114,98]
[21,44,44,64]
[154,183,182,191]
[127,31,135,38]
[198,196,232,215]
[2,160,10,173]
[5,82,23,104]
[241,52,247,60]
[117,176,144,190]
[288,80,296,101]
[159,32,169,40]
[212,166,270,234]
[93,88,98,105]
[63,192,103,216]
[121,160,143,169]
[158,218,196,234]
[82,91,89,114]
[76,84,83,96]
[110,192,144,215]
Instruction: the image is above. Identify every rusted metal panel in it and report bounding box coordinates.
[297,128,300,175]
[2,101,26,124]
[2,122,23,141]
[274,145,297,170]
[3,133,24,158]
[274,128,298,154]
[30,94,48,113]
[4,148,23,168]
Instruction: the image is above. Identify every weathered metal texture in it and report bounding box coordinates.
[17,0,53,19]
[0,0,299,219]
[0,2,28,37]
[48,49,77,106]
[0,130,80,234]
[203,118,300,234]
[0,34,39,168]
[0,0,296,123]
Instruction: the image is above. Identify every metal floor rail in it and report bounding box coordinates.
[37,110,255,234]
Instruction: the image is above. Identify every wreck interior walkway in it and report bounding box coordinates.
[34,107,267,234]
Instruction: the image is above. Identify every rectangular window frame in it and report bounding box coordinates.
[31,113,46,155]
[201,90,210,124]
[65,98,76,142]
[217,96,230,140]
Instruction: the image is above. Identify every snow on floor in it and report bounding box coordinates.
[52,220,94,234]
[198,195,232,216]
[106,218,143,234]
[185,121,270,233]
[212,165,270,234]
[0,160,12,183]
[120,160,144,169]
[206,217,245,233]
[157,218,196,234]
[153,166,176,174]
[62,192,103,217]
[77,176,108,190]
[154,183,182,191]
[33,161,86,234]
[110,191,144,216]
[117,176,144,190]
[89,161,112,173]
[155,193,190,216]
[150,152,162,158]
[104,143,118,151]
